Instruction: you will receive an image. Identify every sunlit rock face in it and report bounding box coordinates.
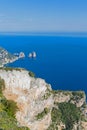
[0,69,54,130]
[0,68,87,130]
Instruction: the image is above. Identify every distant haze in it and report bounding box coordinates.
[0,0,87,32]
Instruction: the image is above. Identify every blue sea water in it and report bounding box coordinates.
[0,35,87,94]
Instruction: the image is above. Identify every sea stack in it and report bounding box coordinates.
[19,52,25,58]
[29,53,32,58]
[32,51,36,57]
[29,51,36,58]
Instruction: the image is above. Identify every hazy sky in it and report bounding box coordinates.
[0,0,87,32]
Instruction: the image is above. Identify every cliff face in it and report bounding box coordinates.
[0,47,18,67]
[0,68,53,130]
[0,68,87,130]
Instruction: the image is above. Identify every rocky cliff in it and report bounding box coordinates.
[0,68,87,130]
[0,47,18,67]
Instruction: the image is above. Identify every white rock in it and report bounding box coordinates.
[0,69,54,130]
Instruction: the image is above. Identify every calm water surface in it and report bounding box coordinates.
[0,35,87,94]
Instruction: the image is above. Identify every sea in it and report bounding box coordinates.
[0,34,87,94]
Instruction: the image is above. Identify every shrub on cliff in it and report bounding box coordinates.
[2,99,18,118]
[0,78,30,130]
[36,108,49,120]
[0,78,5,93]
[58,102,81,130]
[29,71,35,77]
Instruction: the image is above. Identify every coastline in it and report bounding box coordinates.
[0,56,19,68]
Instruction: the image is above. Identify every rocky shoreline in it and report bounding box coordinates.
[0,47,25,67]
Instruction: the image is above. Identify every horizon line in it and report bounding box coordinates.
[0,31,87,37]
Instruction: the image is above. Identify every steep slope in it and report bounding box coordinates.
[0,47,18,67]
[0,68,87,130]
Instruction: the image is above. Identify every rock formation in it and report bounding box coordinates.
[0,68,87,130]
[0,47,18,67]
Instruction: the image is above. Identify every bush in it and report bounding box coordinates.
[72,91,84,98]
[47,107,62,130]
[58,102,81,130]
[0,78,5,93]
[51,107,62,123]
[2,99,18,118]
[29,71,35,77]
[0,97,30,130]
[0,67,24,72]
[36,108,49,120]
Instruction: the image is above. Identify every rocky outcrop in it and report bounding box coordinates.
[0,47,18,67]
[0,68,87,130]
[0,68,53,130]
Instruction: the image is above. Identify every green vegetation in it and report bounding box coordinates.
[58,102,81,130]
[0,78,30,130]
[0,78,5,93]
[70,91,85,104]
[81,102,87,108]
[47,124,58,130]
[36,108,49,120]
[52,90,85,99]
[47,107,62,130]
[1,98,18,118]
[72,91,85,99]
[43,92,51,100]
[43,86,52,100]
[51,107,62,123]
[29,71,35,77]
[0,67,24,72]
[51,90,72,96]
[48,102,82,130]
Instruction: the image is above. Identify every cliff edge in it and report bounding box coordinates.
[0,67,87,130]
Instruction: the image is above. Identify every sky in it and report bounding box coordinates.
[0,0,87,32]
